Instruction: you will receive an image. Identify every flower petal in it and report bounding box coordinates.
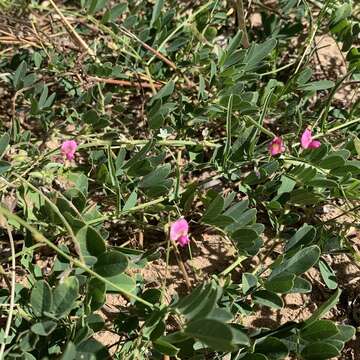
[268,136,285,156]
[308,140,321,149]
[177,235,190,247]
[61,140,78,160]
[170,218,189,241]
[301,129,313,149]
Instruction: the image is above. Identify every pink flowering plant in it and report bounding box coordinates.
[0,1,359,360]
[61,140,78,161]
[170,218,190,247]
[301,128,321,149]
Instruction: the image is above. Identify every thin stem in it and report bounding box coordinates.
[0,225,16,360]
[235,0,249,48]
[86,196,167,225]
[220,255,246,276]
[48,0,97,61]
[324,205,360,223]
[172,242,192,291]
[78,139,220,149]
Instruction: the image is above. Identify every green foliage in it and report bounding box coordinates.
[0,0,359,359]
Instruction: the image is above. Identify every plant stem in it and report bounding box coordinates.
[86,196,167,225]
[79,139,220,149]
[48,0,97,61]
[0,225,16,360]
[235,0,250,48]
[220,255,246,276]
[172,243,192,291]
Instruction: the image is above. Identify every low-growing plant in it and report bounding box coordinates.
[0,0,359,359]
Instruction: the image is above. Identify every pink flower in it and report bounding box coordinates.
[301,128,321,149]
[170,218,190,247]
[268,136,285,156]
[61,140,78,161]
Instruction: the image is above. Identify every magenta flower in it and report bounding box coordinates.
[301,128,321,149]
[268,136,285,156]
[170,218,190,247]
[61,140,78,161]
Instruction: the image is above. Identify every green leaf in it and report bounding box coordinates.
[285,224,316,251]
[175,283,206,313]
[300,320,339,341]
[270,245,320,279]
[87,278,106,311]
[208,308,233,322]
[232,228,258,248]
[31,320,57,336]
[53,277,79,317]
[149,80,175,105]
[150,0,164,27]
[30,280,53,317]
[105,273,136,293]
[140,164,172,196]
[319,155,346,169]
[180,284,222,321]
[305,289,341,327]
[153,338,179,356]
[82,109,99,125]
[61,342,77,360]
[330,162,360,177]
[19,331,38,352]
[331,324,355,342]
[253,290,283,309]
[0,133,10,159]
[223,199,249,219]
[227,30,243,55]
[243,39,277,71]
[330,3,352,25]
[93,250,128,277]
[230,209,257,230]
[0,160,11,175]
[148,101,177,129]
[202,194,224,222]
[38,85,48,109]
[77,226,106,259]
[290,189,322,205]
[242,272,257,294]
[230,325,250,345]
[354,137,360,156]
[87,0,107,14]
[277,175,296,195]
[122,191,137,212]
[184,319,234,352]
[254,337,289,360]
[265,273,295,293]
[87,313,105,332]
[76,338,110,359]
[301,342,340,360]
[288,276,312,293]
[102,3,127,23]
[308,178,338,188]
[319,259,337,289]
[298,80,335,91]
[297,68,313,84]
[13,60,27,89]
